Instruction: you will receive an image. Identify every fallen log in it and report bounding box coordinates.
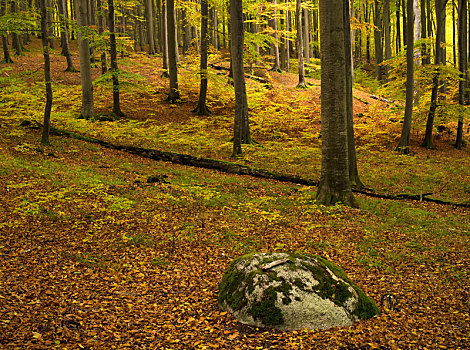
[33,125,469,209]
[209,63,272,86]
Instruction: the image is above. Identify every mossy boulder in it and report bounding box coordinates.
[218,252,379,330]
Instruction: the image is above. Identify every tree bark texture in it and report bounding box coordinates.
[39,0,52,145]
[396,0,415,154]
[166,0,180,102]
[295,0,306,87]
[193,0,210,116]
[317,0,357,208]
[76,0,94,119]
[230,0,250,156]
[108,0,123,117]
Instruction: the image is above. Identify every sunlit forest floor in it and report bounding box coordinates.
[0,39,469,349]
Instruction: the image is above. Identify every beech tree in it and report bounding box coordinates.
[193,0,210,116]
[396,0,415,154]
[230,0,251,156]
[39,0,52,145]
[317,0,357,207]
[455,0,467,149]
[295,0,306,88]
[166,0,180,102]
[108,0,123,117]
[76,0,94,119]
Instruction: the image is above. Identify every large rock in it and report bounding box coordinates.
[218,252,379,330]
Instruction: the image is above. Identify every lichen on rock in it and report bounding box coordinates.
[218,252,379,330]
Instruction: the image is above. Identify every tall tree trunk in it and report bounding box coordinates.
[10,0,22,55]
[396,0,401,53]
[58,0,77,72]
[108,0,123,117]
[230,0,250,157]
[383,0,391,79]
[46,0,54,49]
[303,6,310,65]
[396,0,415,154]
[285,10,290,72]
[182,0,191,54]
[161,0,169,77]
[455,0,467,148]
[402,0,407,47]
[366,3,371,62]
[317,0,357,208]
[1,0,13,63]
[344,0,363,188]
[295,0,306,87]
[374,0,383,81]
[145,0,156,54]
[193,0,210,116]
[166,0,180,102]
[270,0,281,71]
[312,0,319,58]
[422,0,447,149]
[137,5,144,51]
[39,0,52,145]
[97,0,108,73]
[413,0,421,104]
[76,0,94,119]
[420,0,428,65]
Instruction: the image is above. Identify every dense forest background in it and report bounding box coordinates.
[0,0,469,348]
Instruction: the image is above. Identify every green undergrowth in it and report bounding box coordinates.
[1,48,469,205]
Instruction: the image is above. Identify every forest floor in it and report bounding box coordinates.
[0,39,469,349]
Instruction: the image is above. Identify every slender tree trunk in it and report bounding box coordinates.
[146,0,156,54]
[402,0,407,47]
[270,0,281,71]
[166,0,180,102]
[97,0,108,73]
[76,0,94,119]
[182,0,191,54]
[413,0,421,104]
[374,0,383,81]
[285,10,290,72]
[46,0,54,49]
[344,0,363,188]
[58,0,77,72]
[161,0,169,77]
[137,5,144,51]
[396,0,401,53]
[193,0,210,116]
[39,0,52,145]
[296,0,306,87]
[422,0,447,149]
[420,0,428,65]
[1,0,13,63]
[453,0,457,66]
[312,0,319,58]
[383,0,391,79]
[230,0,250,157]
[317,0,357,208]
[396,0,415,154]
[366,3,371,62]
[303,6,310,66]
[108,0,123,117]
[455,0,467,148]
[10,0,22,55]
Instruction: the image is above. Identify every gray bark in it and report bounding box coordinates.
[76,0,94,118]
[166,0,180,102]
[230,0,250,156]
[396,0,415,154]
[317,0,357,208]
[295,0,306,87]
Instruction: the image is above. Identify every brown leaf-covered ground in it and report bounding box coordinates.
[0,39,469,349]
